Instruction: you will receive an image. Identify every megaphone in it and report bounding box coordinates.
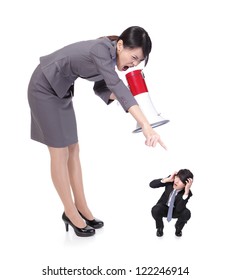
[126,69,169,133]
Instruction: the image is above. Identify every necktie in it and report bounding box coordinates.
[167,189,177,222]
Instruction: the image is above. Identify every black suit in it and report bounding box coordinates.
[149,178,193,230]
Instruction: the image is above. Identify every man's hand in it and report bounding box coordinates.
[161,171,177,183]
[168,171,178,182]
[184,178,193,195]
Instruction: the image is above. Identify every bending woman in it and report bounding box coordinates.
[27,26,166,237]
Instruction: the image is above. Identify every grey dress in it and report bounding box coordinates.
[28,37,138,147]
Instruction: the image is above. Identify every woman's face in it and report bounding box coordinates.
[116,39,144,71]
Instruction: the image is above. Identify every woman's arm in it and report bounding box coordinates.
[128,105,167,149]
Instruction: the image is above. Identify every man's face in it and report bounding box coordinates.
[173,175,186,190]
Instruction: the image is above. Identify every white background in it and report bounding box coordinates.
[1,0,231,279]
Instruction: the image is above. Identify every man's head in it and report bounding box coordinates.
[173,169,194,190]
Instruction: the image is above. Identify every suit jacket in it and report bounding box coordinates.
[39,37,138,112]
[149,178,193,213]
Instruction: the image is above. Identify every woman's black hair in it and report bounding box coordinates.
[105,26,152,66]
[118,26,152,66]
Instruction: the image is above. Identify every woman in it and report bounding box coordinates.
[28,26,166,237]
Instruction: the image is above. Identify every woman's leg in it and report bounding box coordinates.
[48,146,86,228]
[67,143,94,220]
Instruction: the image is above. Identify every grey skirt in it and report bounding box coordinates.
[27,65,78,147]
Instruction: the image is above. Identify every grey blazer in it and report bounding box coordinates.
[40,37,138,112]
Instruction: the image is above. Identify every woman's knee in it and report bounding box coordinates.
[48,146,69,161]
[68,142,79,155]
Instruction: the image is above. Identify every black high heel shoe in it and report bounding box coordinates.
[78,211,104,229]
[62,212,95,237]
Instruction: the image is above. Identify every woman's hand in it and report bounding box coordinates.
[128,105,167,149]
[109,93,116,100]
[142,123,167,149]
